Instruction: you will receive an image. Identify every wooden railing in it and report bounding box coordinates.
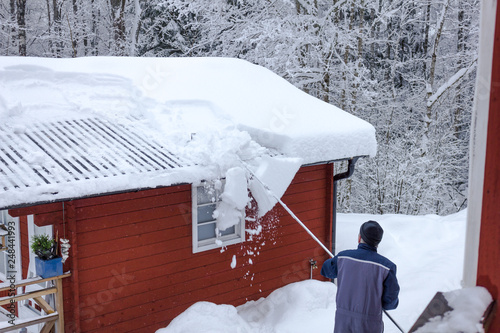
[0,273,70,333]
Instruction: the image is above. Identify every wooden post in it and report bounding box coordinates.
[55,277,65,332]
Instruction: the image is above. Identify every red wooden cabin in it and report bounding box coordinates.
[0,57,376,332]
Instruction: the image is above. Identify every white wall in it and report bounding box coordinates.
[463,0,498,287]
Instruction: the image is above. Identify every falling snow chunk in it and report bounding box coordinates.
[215,167,249,231]
[246,225,262,236]
[220,167,248,210]
[230,255,237,269]
[215,156,301,233]
[248,155,302,217]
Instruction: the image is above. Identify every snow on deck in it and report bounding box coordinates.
[0,56,377,210]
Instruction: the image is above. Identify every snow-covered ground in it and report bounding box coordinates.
[157,210,474,333]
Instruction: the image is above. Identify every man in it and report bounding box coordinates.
[321,221,400,333]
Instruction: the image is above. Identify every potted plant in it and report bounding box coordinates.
[31,234,62,278]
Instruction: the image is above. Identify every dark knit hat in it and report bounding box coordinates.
[360,221,384,248]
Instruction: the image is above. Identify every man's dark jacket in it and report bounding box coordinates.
[321,243,400,333]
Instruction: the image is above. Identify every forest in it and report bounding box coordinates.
[0,0,479,215]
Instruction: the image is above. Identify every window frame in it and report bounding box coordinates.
[192,181,245,253]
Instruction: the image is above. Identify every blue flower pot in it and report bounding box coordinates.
[35,256,62,278]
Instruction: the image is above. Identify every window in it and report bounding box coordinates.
[192,181,245,253]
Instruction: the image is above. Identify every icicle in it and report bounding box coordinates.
[60,238,70,264]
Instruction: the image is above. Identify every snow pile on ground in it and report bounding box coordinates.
[237,280,336,332]
[157,210,476,333]
[156,302,251,333]
[414,287,492,333]
[157,280,336,333]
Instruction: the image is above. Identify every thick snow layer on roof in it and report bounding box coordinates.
[0,56,376,163]
[0,56,376,217]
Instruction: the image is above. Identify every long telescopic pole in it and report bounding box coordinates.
[276,195,334,258]
[383,309,405,333]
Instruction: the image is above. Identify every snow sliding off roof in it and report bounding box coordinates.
[0,56,376,208]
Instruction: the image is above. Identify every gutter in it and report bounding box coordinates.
[332,156,361,254]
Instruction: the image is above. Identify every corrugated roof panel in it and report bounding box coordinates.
[0,116,192,208]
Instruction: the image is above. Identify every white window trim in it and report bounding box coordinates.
[192,182,245,253]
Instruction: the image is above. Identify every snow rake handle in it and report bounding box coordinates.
[275,195,334,258]
[243,162,406,333]
[240,160,334,258]
[383,310,405,333]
